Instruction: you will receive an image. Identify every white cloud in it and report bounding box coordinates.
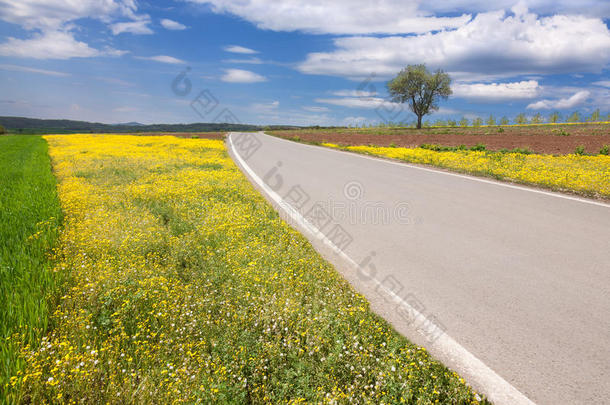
[315,97,398,109]
[302,106,329,112]
[527,90,590,110]
[224,45,259,54]
[0,0,139,31]
[223,57,263,64]
[96,77,134,86]
[593,81,610,88]
[452,80,541,101]
[343,116,368,126]
[0,30,104,59]
[137,55,186,64]
[0,0,144,58]
[0,63,69,77]
[110,18,153,35]
[421,1,610,19]
[298,10,610,79]
[221,68,267,83]
[191,0,470,34]
[332,89,377,97]
[251,100,279,112]
[160,18,187,30]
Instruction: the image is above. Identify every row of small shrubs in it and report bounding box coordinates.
[419,143,610,156]
[419,143,487,152]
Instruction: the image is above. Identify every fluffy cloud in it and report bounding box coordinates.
[189,0,610,35]
[224,45,259,54]
[527,90,590,110]
[298,10,610,79]
[137,55,186,64]
[0,30,105,59]
[422,0,610,19]
[452,80,541,101]
[110,18,153,35]
[0,0,139,30]
[160,18,187,30]
[190,0,470,34]
[0,0,144,58]
[221,69,267,83]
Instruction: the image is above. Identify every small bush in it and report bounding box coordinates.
[510,147,532,155]
[574,146,585,155]
[600,145,609,155]
[388,142,397,148]
[292,136,301,142]
[0,124,5,134]
[470,143,486,151]
[497,127,504,133]
[552,129,570,136]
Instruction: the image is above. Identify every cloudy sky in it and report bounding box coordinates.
[1,0,609,126]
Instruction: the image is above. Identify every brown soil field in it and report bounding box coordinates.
[271,124,610,155]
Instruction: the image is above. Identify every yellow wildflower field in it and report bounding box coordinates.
[322,144,610,199]
[12,135,485,403]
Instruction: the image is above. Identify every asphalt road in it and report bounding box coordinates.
[227,132,610,405]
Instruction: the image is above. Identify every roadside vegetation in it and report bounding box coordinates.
[10,135,486,404]
[0,136,62,402]
[271,122,610,155]
[319,143,610,199]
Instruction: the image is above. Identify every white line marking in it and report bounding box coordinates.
[264,132,610,209]
[228,132,537,405]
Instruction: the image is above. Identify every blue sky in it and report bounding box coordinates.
[1,0,609,126]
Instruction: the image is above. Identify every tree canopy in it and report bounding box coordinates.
[387,64,452,129]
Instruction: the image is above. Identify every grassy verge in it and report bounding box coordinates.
[0,136,62,402]
[15,134,486,403]
[316,143,610,200]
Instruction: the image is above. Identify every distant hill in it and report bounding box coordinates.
[0,116,307,134]
[113,121,145,126]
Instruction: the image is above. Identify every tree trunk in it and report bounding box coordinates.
[417,115,422,129]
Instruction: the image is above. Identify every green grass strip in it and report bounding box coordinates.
[0,136,62,402]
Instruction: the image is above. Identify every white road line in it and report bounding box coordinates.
[265,132,610,209]
[228,132,537,405]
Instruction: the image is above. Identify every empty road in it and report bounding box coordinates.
[227,132,610,405]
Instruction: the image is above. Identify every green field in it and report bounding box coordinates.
[0,136,63,401]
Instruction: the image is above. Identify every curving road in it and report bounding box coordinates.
[227,132,610,405]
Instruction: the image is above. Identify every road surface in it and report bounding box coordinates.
[227,132,610,405]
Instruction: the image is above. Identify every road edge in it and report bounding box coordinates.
[226,132,537,405]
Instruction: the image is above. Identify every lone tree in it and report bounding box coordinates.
[387,64,452,129]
